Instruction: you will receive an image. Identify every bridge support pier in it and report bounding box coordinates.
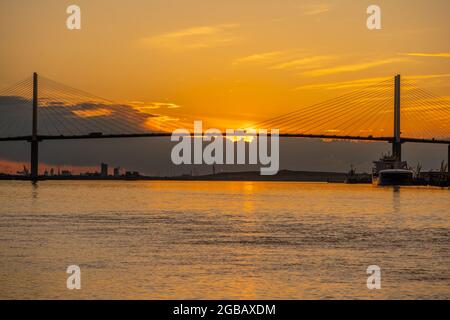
[30,72,39,182]
[30,140,38,180]
[392,141,402,162]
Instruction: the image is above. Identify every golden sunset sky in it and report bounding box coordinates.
[1,0,449,129]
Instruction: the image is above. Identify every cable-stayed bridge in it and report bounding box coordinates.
[0,73,449,181]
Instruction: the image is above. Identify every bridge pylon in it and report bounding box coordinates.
[392,74,402,162]
[30,72,39,182]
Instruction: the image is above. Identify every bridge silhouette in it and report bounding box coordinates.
[0,73,449,181]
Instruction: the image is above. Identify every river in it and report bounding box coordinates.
[0,181,448,299]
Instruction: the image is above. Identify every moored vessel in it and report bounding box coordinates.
[377,169,413,186]
[372,154,413,186]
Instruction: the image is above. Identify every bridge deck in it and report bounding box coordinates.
[0,133,448,144]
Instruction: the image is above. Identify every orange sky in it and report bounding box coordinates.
[0,0,449,130]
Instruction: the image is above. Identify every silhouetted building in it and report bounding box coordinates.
[113,167,120,177]
[61,170,71,176]
[101,163,108,177]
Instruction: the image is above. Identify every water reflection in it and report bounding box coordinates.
[0,181,448,299]
[392,186,401,214]
[31,181,39,201]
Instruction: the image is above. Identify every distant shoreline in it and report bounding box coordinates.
[1,171,448,187]
[0,170,368,183]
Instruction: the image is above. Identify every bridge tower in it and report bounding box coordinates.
[30,72,39,182]
[392,74,402,162]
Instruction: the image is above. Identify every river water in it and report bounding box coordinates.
[0,180,448,299]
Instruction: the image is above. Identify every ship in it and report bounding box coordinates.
[372,154,413,186]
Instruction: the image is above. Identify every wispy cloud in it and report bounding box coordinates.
[294,77,390,90]
[303,58,407,77]
[299,4,332,16]
[403,52,450,58]
[72,108,113,118]
[233,51,284,65]
[405,73,450,80]
[294,73,450,91]
[270,55,335,70]
[233,51,333,72]
[128,101,182,113]
[141,24,239,50]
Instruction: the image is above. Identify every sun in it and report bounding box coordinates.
[225,128,257,143]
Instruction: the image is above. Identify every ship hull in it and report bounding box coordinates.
[373,169,413,186]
